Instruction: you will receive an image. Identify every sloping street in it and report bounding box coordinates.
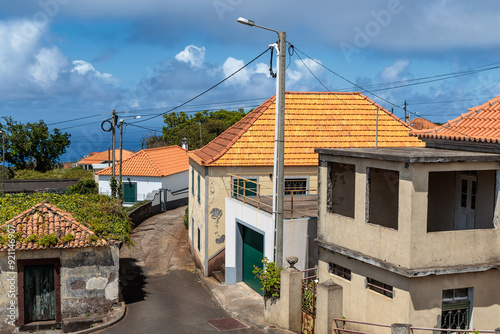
[98,206,262,334]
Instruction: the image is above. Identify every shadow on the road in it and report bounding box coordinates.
[119,258,148,304]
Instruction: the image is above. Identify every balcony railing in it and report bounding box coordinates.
[228,173,318,220]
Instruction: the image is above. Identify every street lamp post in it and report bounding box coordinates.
[237,17,286,267]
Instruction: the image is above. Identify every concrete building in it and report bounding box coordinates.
[187,92,424,283]
[0,202,120,331]
[97,145,189,206]
[412,95,500,153]
[315,147,500,333]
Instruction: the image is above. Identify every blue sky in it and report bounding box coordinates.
[1,0,500,162]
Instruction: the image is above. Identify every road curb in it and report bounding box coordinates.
[71,302,127,334]
[197,269,295,334]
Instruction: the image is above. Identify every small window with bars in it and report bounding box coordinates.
[366,277,394,298]
[329,263,351,281]
[441,288,471,330]
[285,178,307,195]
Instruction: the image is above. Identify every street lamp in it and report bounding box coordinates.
[237,17,286,267]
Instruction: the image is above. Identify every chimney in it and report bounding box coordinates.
[181,138,188,150]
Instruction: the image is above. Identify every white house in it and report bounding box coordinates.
[97,145,189,206]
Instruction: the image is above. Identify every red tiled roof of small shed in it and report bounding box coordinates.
[188,92,424,167]
[409,118,437,131]
[0,202,111,251]
[77,150,134,165]
[411,95,500,143]
[97,145,189,177]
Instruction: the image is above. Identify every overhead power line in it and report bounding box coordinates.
[132,47,271,124]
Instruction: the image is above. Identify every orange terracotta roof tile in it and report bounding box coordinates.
[96,145,189,177]
[0,202,111,251]
[412,95,500,143]
[77,150,134,165]
[188,92,424,167]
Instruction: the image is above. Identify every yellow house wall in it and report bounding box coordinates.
[188,159,207,268]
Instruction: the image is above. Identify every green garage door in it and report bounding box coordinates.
[242,226,264,295]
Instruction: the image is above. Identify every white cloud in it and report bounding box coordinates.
[175,45,206,68]
[380,60,410,82]
[222,57,249,85]
[72,60,118,85]
[29,47,68,86]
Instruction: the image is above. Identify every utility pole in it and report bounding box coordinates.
[237,17,286,267]
[1,131,4,197]
[404,100,409,124]
[273,30,286,268]
[111,110,117,197]
[119,119,124,200]
[375,107,379,148]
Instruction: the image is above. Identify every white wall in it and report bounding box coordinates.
[225,197,315,285]
[225,197,274,285]
[162,170,189,193]
[98,175,162,202]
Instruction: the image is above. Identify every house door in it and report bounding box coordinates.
[123,182,137,203]
[24,264,56,323]
[455,172,477,230]
[242,226,264,295]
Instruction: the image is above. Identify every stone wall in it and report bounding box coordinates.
[0,244,119,330]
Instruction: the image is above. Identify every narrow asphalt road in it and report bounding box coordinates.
[98,206,263,334]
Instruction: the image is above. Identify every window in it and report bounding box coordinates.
[427,170,496,232]
[441,288,472,329]
[328,163,355,218]
[366,277,393,298]
[197,227,201,251]
[329,263,351,281]
[285,178,307,195]
[197,174,201,204]
[191,169,194,196]
[232,178,258,197]
[367,167,399,230]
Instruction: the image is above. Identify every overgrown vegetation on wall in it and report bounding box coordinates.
[0,193,132,245]
[14,167,93,180]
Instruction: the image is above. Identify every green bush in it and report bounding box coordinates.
[66,179,98,195]
[183,206,189,230]
[14,167,93,180]
[253,258,283,299]
[0,193,132,245]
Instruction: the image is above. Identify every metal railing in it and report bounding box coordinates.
[228,173,318,219]
[333,318,496,334]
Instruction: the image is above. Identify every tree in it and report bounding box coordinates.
[0,117,71,172]
[154,109,247,150]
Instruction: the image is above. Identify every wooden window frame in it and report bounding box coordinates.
[17,258,62,326]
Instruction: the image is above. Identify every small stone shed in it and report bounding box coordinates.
[0,202,120,331]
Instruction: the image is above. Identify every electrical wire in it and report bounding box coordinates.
[132,47,271,124]
[292,46,403,110]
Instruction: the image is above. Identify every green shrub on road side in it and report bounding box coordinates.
[253,258,282,299]
[183,206,189,230]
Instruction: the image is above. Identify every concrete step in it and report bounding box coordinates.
[212,270,225,284]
